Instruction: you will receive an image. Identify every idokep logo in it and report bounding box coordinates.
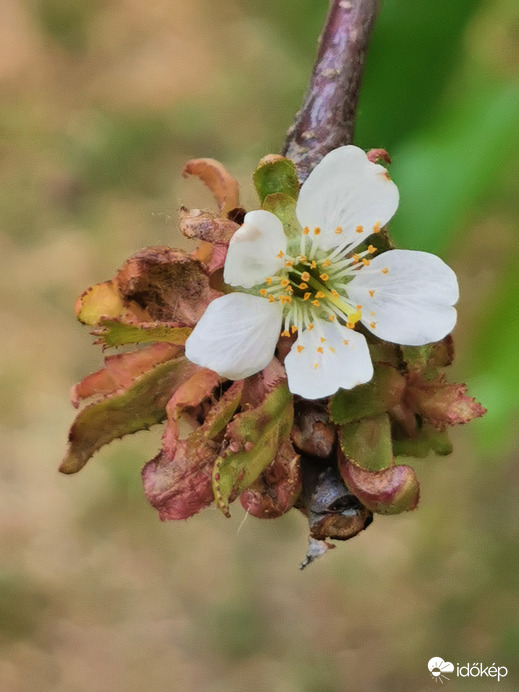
[428,658,454,683]
[427,657,509,683]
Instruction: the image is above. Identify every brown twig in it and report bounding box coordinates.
[282,0,381,182]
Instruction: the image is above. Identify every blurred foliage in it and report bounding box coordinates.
[1,0,518,690]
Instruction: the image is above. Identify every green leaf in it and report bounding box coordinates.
[93,317,192,348]
[253,156,300,204]
[339,414,393,472]
[262,192,301,243]
[212,382,293,516]
[393,426,453,458]
[60,356,198,474]
[329,364,406,424]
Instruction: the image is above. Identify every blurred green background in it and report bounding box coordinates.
[1,0,517,690]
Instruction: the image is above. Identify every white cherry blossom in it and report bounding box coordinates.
[185,146,459,399]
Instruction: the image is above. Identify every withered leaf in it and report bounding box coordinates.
[75,280,124,326]
[182,158,240,215]
[93,317,192,348]
[61,356,199,474]
[179,207,238,243]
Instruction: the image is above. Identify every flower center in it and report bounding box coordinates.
[256,225,379,337]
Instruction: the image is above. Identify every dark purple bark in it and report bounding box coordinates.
[282,0,381,182]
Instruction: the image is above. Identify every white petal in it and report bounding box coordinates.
[296,145,399,251]
[223,210,287,289]
[347,249,459,345]
[284,320,373,399]
[185,293,283,379]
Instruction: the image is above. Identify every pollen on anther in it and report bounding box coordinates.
[314,363,319,369]
[320,337,326,343]
[329,347,335,353]
[311,299,320,307]
[355,225,364,234]
[368,289,375,297]
[381,267,389,274]
[373,221,381,233]
[319,273,329,281]
[308,323,314,331]
[297,345,304,353]
[281,330,290,337]
[265,277,273,285]
[315,291,325,299]
[299,282,308,290]
[368,245,377,254]
[331,289,339,298]
[343,340,349,345]
[268,296,276,303]
[291,325,298,334]
[346,322,355,329]
[277,250,284,258]
[321,259,331,268]
[299,254,307,262]
[303,292,311,301]
[334,226,343,234]
[284,260,293,267]
[352,253,361,262]
[362,258,370,266]
[313,227,321,235]
[301,271,310,282]
[281,278,290,287]
[303,226,310,235]
[316,346,324,354]
[285,286,294,294]
[259,288,267,296]
[329,315,336,322]
[370,322,376,329]
[356,304,363,310]
[310,260,317,269]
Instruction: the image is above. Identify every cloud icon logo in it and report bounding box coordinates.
[428,658,454,683]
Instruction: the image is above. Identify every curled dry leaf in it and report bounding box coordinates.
[179,207,238,243]
[182,158,240,215]
[75,280,124,326]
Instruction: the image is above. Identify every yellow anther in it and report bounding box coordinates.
[362,258,371,266]
[259,288,268,296]
[279,295,292,304]
[346,322,355,329]
[331,289,339,298]
[370,322,376,329]
[381,267,389,274]
[291,325,298,334]
[314,227,321,235]
[299,282,308,290]
[314,363,319,369]
[268,295,276,303]
[368,289,375,297]
[277,250,284,258]
[316,346,324,354]
[308,323,314,331]
[373,221,381,233]
[281,330,290,337]
[311,299,320,307]
[299,255,307,262]
[329,315,336,322]
[265,277,273,285]
[285,285,294,294]
[334,226,343,234]
[355,225,364,234]
[329,347,335,353]
[303,292,312,301]
[320,337,326,343]
[301,271,310,282]
[321,259,331,268]
[356,304,363,310]
[297,345,305,353]
[280,278,290,287]
[319,273,329,281]
[303,226,310,235]
[352,253,361,262]
[285,259,293,267]
[370,311,375,316]
[343,339,349,345]
[368,245,377,254]
[315,291,325,299]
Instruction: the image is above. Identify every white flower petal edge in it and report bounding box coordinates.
[296,145,399,252]
[223,210,287,289]
[284,321,373,399]
[347,249,459,346]
[185,292,283,379]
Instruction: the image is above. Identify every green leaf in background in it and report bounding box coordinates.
[212,382,293,516]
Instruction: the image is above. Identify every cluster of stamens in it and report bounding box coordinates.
[256,223,386,347]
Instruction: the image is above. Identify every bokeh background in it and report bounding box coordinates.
[1,0,518,690]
